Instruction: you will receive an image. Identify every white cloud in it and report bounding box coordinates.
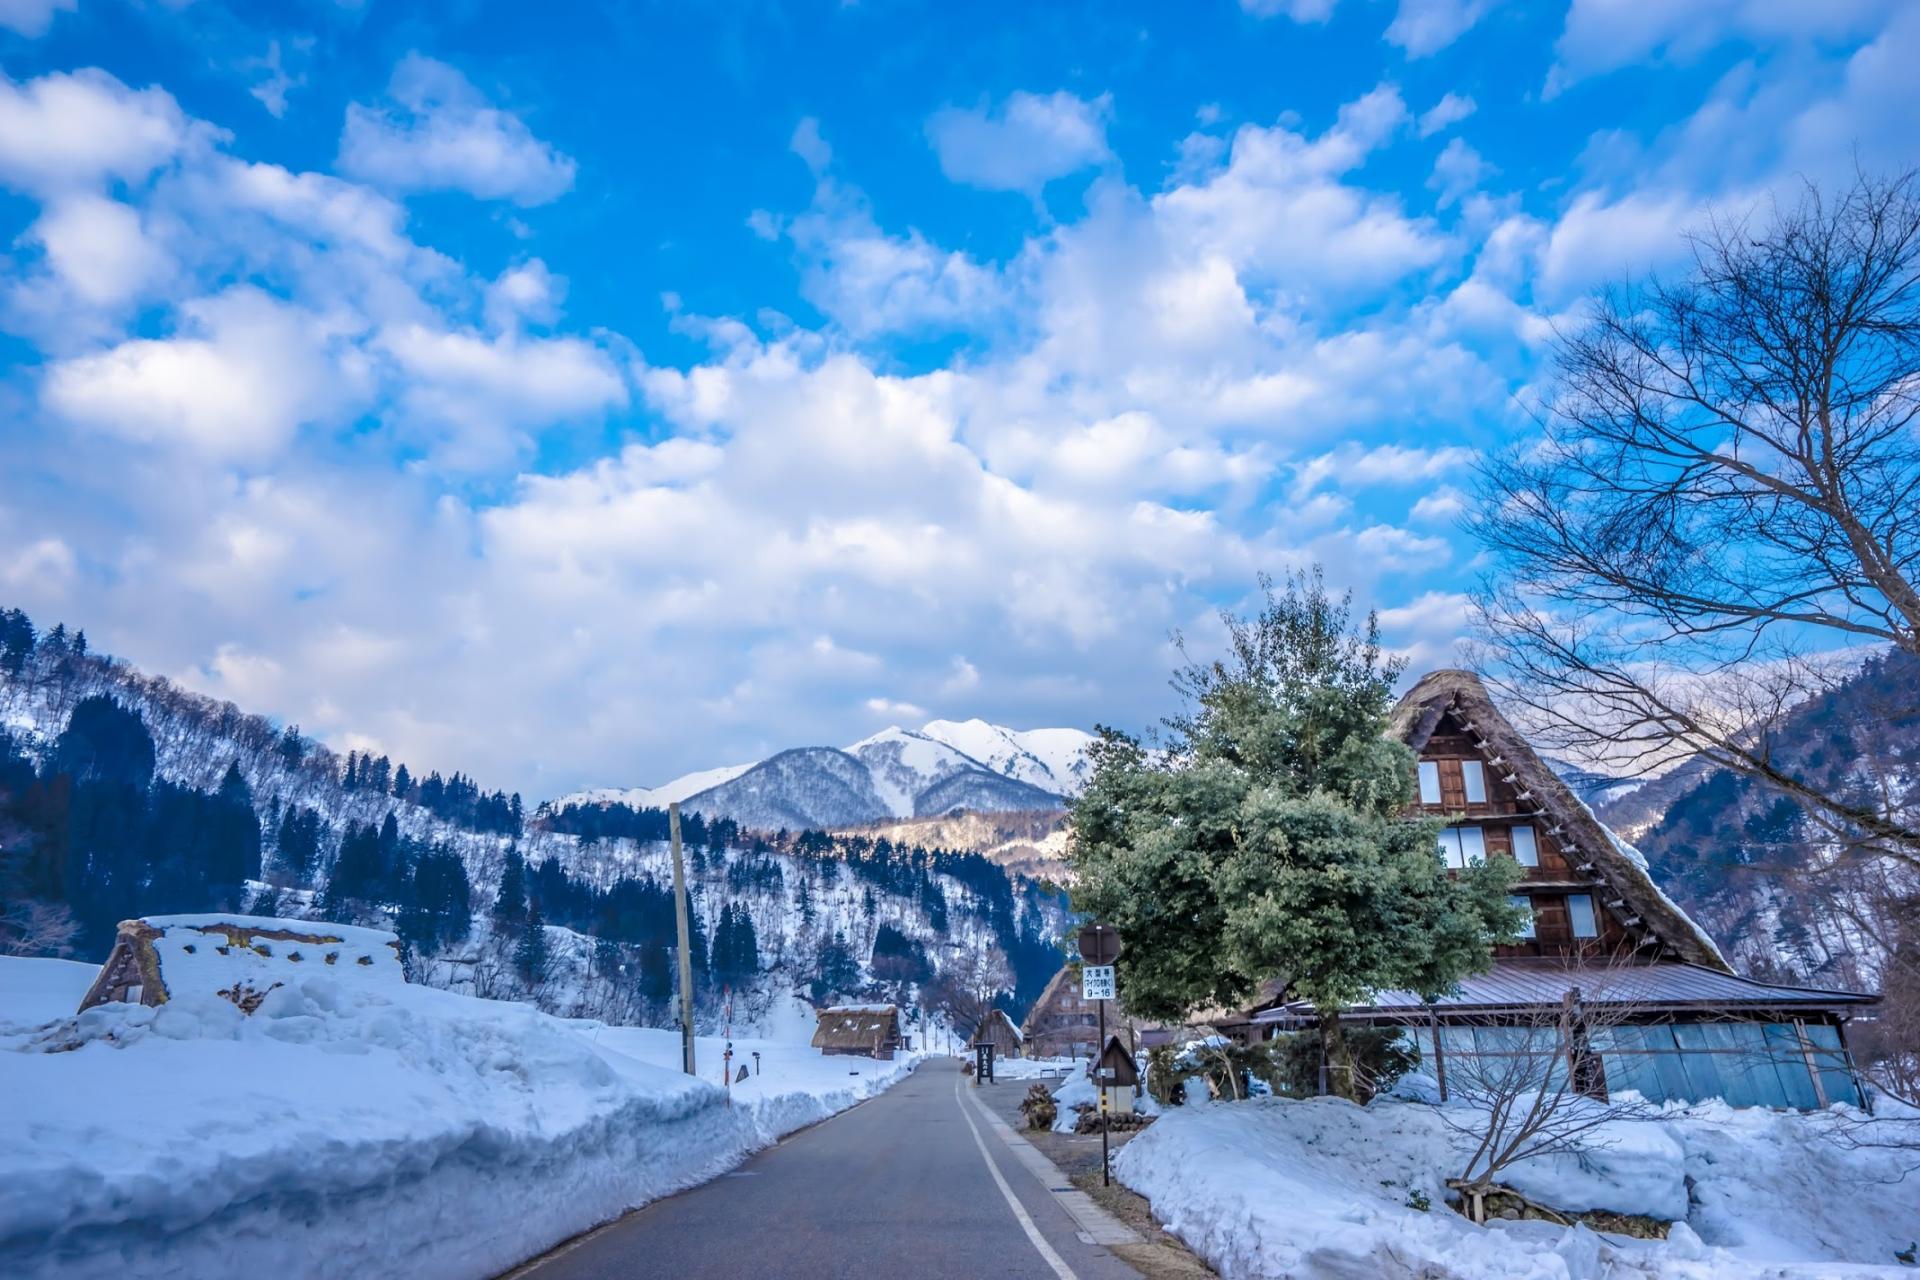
[0,68,191,196]
[1411,486,1468,522]
[1548,0,1896,94]
[1151,84,1447,294]
[1417,92,1476,137]
[769,129,1005,338]
[1387,0,1500,58]
[25,195,169,307]
[865,696,927,719]
[378,323,628,470]
[338,53,575,205]
[1536,188,1705,303]
[0,0,74,37]
[1429,137,1491,208]
[927,90,1112,193]
[1,537,75,589]
[1292,442,1477,497]
[1239,0,1338,21]
[44,287,367,462]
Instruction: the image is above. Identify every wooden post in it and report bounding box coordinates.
[1430,1008,1448,1103]
[670,802,696,1076]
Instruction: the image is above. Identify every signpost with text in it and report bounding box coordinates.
[1076,923,1123,1185]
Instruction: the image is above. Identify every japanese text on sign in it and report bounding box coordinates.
[1082,965,1116,1000]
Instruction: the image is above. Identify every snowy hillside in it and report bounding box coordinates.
[558,719,1094,832]
[0,623,1073,1035]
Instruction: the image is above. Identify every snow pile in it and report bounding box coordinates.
[1113,1094,1918,1278]
[0,952,921,1280]
[0,957,99,1030]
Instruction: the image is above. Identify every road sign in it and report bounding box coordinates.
[1077,923,1123,965]
[1082,964,1116,1001]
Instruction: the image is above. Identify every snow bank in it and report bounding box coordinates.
[1113,1095,1917,1279]
[0,953,921,1280]
[0,956,97,1029]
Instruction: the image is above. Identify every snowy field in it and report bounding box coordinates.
[1113,1093,1920,1279]
[0,953,921,1280]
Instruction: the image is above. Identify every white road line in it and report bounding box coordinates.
[956,1075,1079,1280]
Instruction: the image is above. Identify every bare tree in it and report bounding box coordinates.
[929,945,1013,1041]
[0,896,79,957]
[1471,170,1920,876]
[1437,954,1660,1224]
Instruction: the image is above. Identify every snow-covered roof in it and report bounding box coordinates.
[820,1002,897,1014]
[79,915,406,1012]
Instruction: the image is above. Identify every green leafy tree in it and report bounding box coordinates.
[1069,570,1521,1099]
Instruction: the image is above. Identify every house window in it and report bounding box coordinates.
[1417,760,1441,804]
[1510,825,1539,867]
[1437,826,1486,869]
[1461,759,1487,804]
[1509,895,1535,938]
[1568,893,1599,938]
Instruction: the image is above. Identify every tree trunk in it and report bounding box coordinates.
[1319,1006,1358,1102]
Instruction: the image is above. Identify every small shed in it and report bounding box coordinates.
[78,915,406,1014]
[970,1007,1023,1059]
[810,1003,904,1059]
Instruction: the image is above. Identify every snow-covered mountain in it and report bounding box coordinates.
[560,720,1094,832]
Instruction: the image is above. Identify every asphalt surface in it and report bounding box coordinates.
[513,1058,1141,1280]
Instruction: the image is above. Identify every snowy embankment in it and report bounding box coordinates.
[1113,1094,1919,1279]
[0,956,920,1280]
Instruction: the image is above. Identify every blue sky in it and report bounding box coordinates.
[0,0,1912,797]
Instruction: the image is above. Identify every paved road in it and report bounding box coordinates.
[514,1059,1140,1280]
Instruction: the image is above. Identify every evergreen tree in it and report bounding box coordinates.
[206,762,262,904]
[277,726,305,767]
[70,630,86,658]
[0,608,33,675]
[795,874,817,927]
[808,930,860,1004]
[50,697,155,789]
[1069,570,1522,1100]
[515,904,550,983]
[392,763,412,798]
[493,848,528,926]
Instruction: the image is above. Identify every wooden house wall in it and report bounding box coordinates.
[1417,712,1639,962]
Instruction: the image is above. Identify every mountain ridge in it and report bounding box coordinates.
[557,719,1094,831]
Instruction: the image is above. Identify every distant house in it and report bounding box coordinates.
[969,1007,1023,1059]
[811,1003,904,1059]
[1240,670,1876,1111]
[1021,967,1154,1059]
[79,915,406,1013]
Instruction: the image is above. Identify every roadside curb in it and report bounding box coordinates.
[961,1080,1143,1246]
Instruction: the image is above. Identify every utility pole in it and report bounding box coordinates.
[670,801,696,1076]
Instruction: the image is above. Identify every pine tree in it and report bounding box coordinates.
[392,763,412,798]
[0,608,33,675]
[1069,570,1522,1100]
[493,848,527,926]
[515,904,550,983]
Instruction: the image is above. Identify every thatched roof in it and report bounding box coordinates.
[77,914,406,1013]
[1019,966,1077,1038]
[971,1007,1023,1046]
[811,1003,901,1051]
[1389,669,1730,972]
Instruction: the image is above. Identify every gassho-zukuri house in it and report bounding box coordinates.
[1240,669,1876,1111]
